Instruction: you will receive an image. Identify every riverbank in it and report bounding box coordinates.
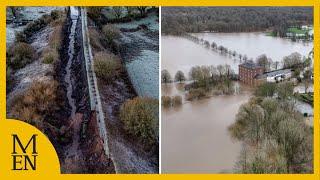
[87,7,159,173]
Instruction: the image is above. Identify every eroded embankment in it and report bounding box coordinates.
[87,10,159,173]
[6,7,115,174]
[58,8,115,173]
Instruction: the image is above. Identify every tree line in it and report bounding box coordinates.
[162,7,313,36]
[229,82,313,173]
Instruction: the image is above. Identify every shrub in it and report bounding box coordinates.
[49,25,63,50]
[10,80,60,130]
[161,96,172,107]
[172,95,182,106]
[102,24,121,43]
[254,82,276,97]
[6,65,13,89]
[87,7,103,23]
[42,48,59,64]
[89,28,104,51]
[93,52,122,81]
[186,88,207,101]
[120,97,159,146]
[16,14,53,43]
[50,10,61,20]
[8,42,35,70]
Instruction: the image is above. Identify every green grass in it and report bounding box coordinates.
[287,27,308,34]
[266,31,277,37]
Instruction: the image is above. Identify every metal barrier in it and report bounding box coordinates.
[80,7,110,158]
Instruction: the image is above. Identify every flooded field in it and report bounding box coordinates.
[162,33,312,76]
[161,33,313,173]
[192,32,313,62]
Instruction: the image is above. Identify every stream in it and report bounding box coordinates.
[65,10,78,119]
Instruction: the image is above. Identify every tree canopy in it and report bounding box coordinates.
[162,7,313,35]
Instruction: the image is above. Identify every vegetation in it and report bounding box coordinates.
[42,48,59,64]
[256,54,272,72]
[282,52,303,69]
[120,97,159,146]
[94,52,122,82]
[162,7,313,36]
[186,88,207,101]
[15,10,63,43]
[162,96,172,108]
[187,64,235,97]
[102,24,121,44]
[295,93,313,106]
[42,13,65,65]
[172,95,182,106]
[161,69,172,83]
[276,82,294,100]
[162,95,182,107]
[87,7,104,25]
[49,24,63,50]
[89,28,104,51]
[303,69,312,93]
[174,70,186,82]
[7,42,36,70]
[229,82,313,173]
[10,80,62,131]
[254,82,277,97]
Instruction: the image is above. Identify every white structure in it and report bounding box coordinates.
[259,69,292,83]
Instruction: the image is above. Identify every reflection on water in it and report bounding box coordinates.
[162,83,251,173]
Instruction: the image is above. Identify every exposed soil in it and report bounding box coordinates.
[7,8,115,174]
[88,12,159,173]
[57,9,115,173]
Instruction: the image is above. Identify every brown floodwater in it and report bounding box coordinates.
[161,33,312,173]
[162,83,251,173]
[162,34,312,76]
[192,32,312,62]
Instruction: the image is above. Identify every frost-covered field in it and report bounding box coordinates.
[126,50,159,99]
[115,14,159,32]
[6,7,63,47]
[6,25,24,47]
[117,13,159,99]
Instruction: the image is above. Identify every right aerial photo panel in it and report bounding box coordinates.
[161,7,314,174]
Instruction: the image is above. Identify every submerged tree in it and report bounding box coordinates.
[282,52,302,69]
[174,70,186,83]
[211,42,217,49]
[303,69,312,93]
[161,69,172,83]
[256,54,272,72]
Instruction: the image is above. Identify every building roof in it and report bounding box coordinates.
[239,62,262,69]
[257,69,292,79]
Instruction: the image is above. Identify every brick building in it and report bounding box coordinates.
[239,62,264,85]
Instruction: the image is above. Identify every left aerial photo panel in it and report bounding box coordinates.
[6,6,159,174]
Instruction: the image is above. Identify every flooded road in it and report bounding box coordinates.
[162,84,251,173]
